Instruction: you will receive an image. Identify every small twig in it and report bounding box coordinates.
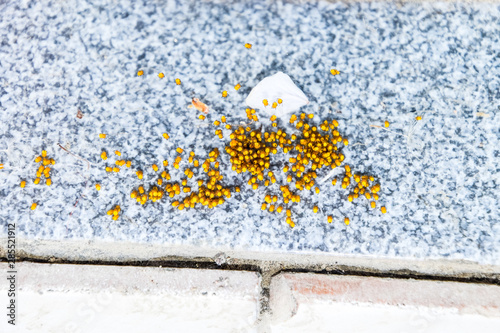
[350,143,366,147]
[57,143,92,170]
[369,125,406,137]
[371,121,425,161]
[227,119,255,127]
[319,169,337,184]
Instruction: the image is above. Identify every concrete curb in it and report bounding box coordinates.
[0,263,261,333]
[2,238,499,280]
[270,273,500,332]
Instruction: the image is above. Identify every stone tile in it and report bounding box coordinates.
[0,263,260,332]
[0,0,499,275]
[270,273,500,332]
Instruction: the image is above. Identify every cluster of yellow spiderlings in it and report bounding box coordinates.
[19,150,56,210]
[33,150,56,187]
[96,133,189,211]
[137,70,181,86]
[172,174,232,210]
[100,147,132,174]
[92,75,386,226]
[213,119,227,139]
[130,184,165,205]
[245,108,259,122]
[330,69,340,76]
[334,165,385,213]
[96,133,138,215]
[287,115,346,184]
[257,114,346,225]
[169,148,232,210]
[125,138,233,211]
[225,126,277,186]
[220,111,386,227]
[222,112,336,225]
[92,107,386,226]
[262,98,283,109]
[27,66,388,223]
[107,205,121,221]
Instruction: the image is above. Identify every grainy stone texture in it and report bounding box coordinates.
[0,0,499,267]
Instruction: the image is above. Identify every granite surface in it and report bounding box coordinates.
[0,0,499,265]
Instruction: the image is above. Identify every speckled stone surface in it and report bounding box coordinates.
[0,0,499,265]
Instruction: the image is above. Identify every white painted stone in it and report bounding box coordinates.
[270,273,500,332]
[0,263,260,333]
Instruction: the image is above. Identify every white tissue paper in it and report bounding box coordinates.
[245,72,309,118]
